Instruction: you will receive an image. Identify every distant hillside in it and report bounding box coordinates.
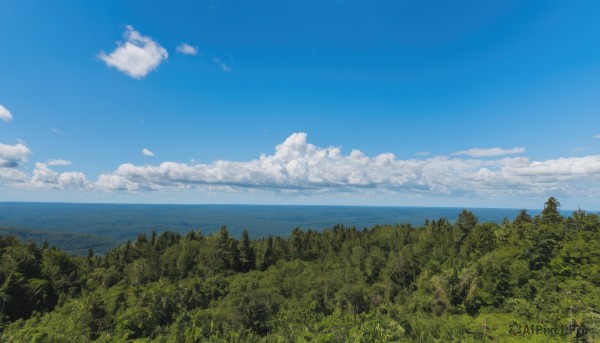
[0,227,115,255]
[0,202,545,241]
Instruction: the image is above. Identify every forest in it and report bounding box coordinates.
[0,197,598,342]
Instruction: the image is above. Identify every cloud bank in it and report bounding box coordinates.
[89,133,599,198]
[98,25,168,79]
[2,133,600,200]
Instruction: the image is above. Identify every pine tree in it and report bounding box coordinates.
[540,196,563,224]
[289,227,305,260]
[456,209,478,249]
[513,209,532,227]
[238,230,256,272]
[261,236,276,271]
[150,230,157,246]
[216,226,240,271]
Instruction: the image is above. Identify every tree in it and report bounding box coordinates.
[540,197,563,224]
[338,284,369,320]
[231,290,278,335]
[137,233,148,245]
[260,236,276,271]
[456,210,478,248]
[150,230,157,246]
[460,223,498,258]
[83,293,110,339]
[238,230,256,272]
[216,226,240,271]
[513,209,532,227]
[457,210,478,234]
[41,248,81,296]
[87,248,95,270]
[289,228,305,260]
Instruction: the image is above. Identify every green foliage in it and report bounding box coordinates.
[238,230,256,272]
[1,197,599,342]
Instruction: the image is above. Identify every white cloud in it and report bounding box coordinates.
[176,43,198,55]
[95,173,146,191]
[47,159,72,166]
[0,143,30,168]
[0,105,13,122]
[142,148,155,157]
[3,133,600,202]
[452,147,525,158]
[0,168,28,183]
[98,25,168,79]
[213,58,231,72]
[30,163,89,189]
[594,134,600,139]
[88,133,600,200]
[51,128,63,134]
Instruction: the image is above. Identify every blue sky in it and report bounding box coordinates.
[1,0,600,209]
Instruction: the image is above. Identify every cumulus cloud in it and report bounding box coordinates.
[98,25,168,79]
[176,43,198,55]
[142,148,155,157]
[452,147,525,157]
[0,105,13,122]
[3,133,600,201]
[0,143,30,168]
[30,163,89,189]
[88,133,600,199]
[0,168,28,183]
[47,159,72,166]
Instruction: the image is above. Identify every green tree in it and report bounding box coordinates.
[82,293,110,339]
[540,196,563,224]
[513,209,532,227]
[260,236,276,271]
[216,226,240,271]
[456,210,478,247]
[239,230,256,272]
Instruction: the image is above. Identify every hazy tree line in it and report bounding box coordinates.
[0,197,599,342]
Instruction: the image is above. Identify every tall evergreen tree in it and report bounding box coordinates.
[150,231,156,246]
[216,226,240,271]
[289,227,305,260]
[238,230,256,272]
[456,209,478,248]
[540,196,563,224]
[261,236,276,271]
[513,209,532,227]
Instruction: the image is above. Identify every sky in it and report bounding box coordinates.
[1,0,600,209]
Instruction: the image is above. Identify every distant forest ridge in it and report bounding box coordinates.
[0,202,566,254]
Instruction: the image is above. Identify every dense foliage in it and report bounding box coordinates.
[1,198,599,342]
